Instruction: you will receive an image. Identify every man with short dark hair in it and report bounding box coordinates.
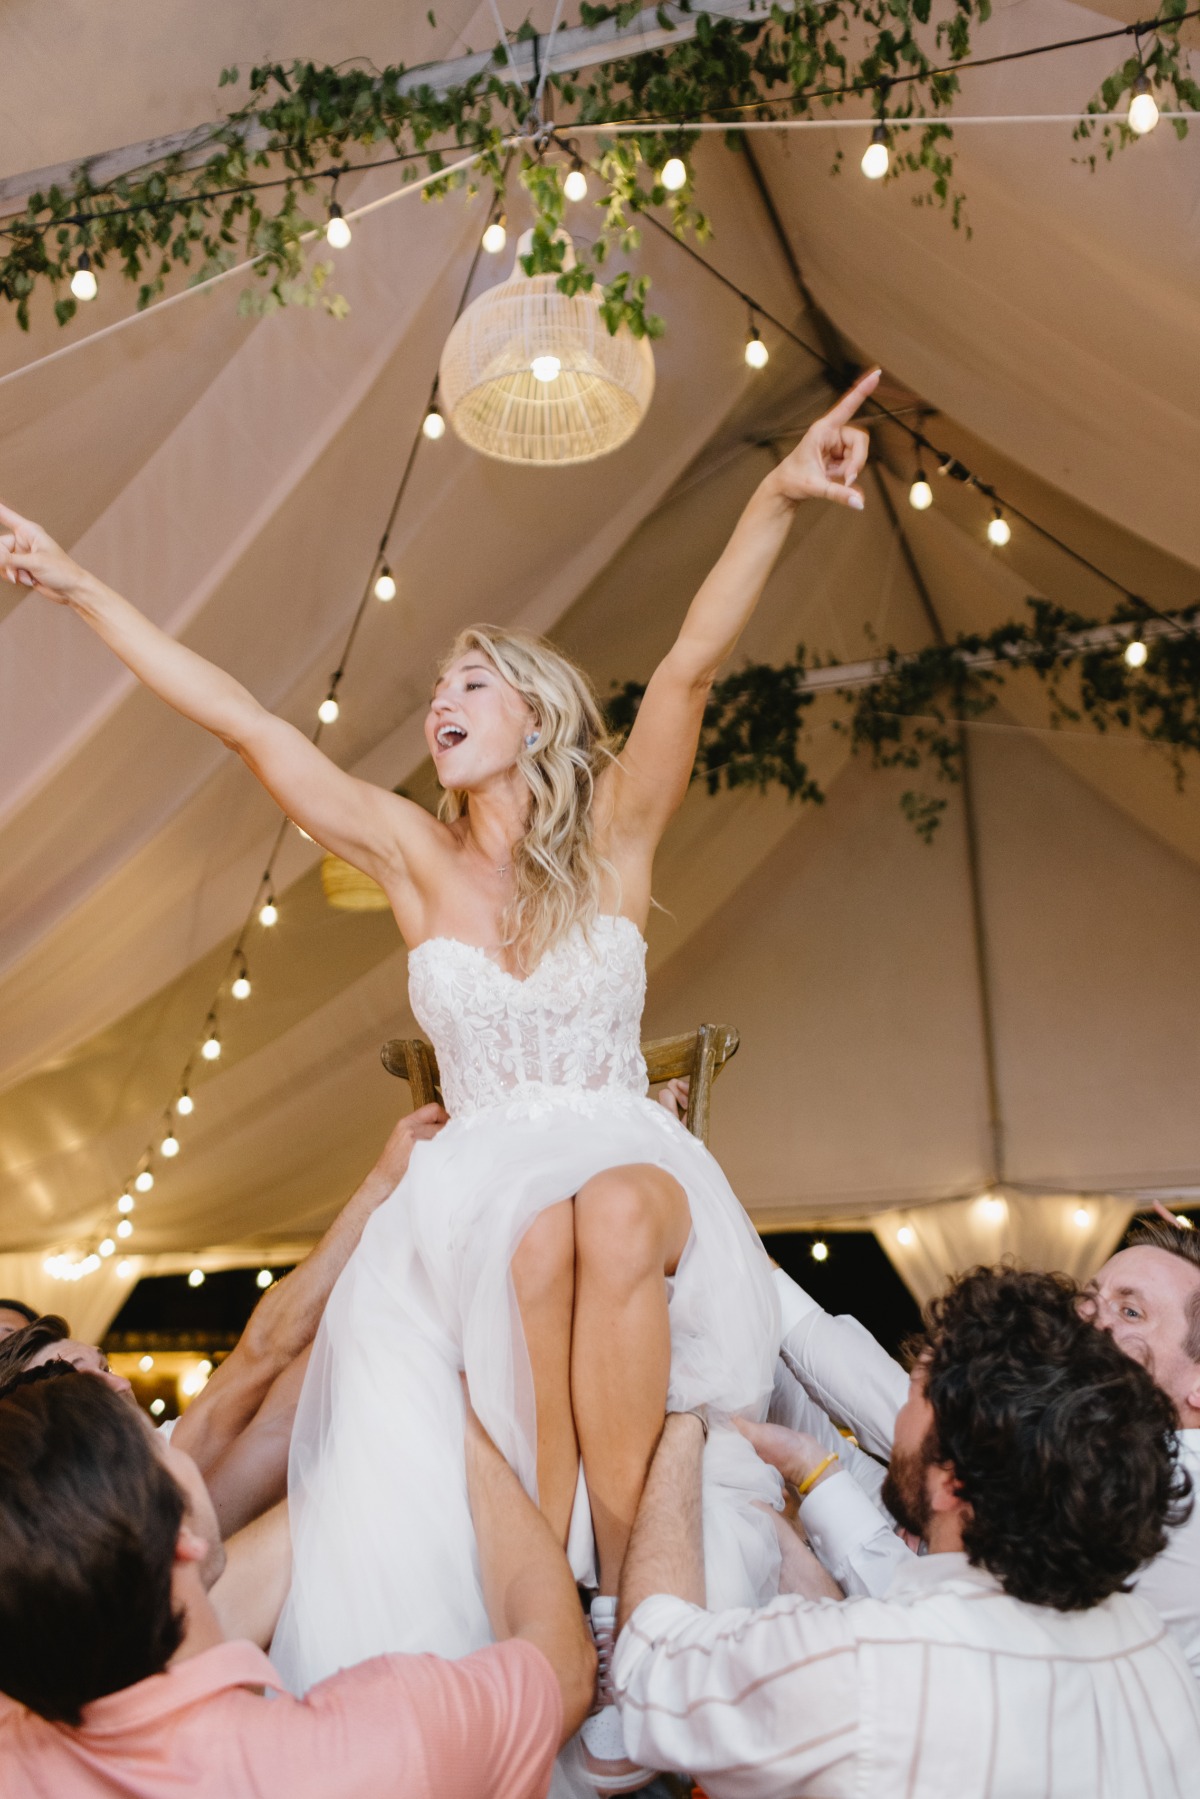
[0,1367,593,1798]
[614,1267,1200,1797]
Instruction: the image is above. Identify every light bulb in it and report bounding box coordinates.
[139,1354,155,1372]
[135,1169,154,1193]
[1124,634,1148,669]
[897,1225,915,1247]
[116,1219,133,1239]
[175,1092,194,1117]
[161,1134,179,1158]
[531,354,561,383]
[117,1258,134,1278]
[318,695,340,724]
[810,1240,829,1263]
[374,567,396,602]
[481,217,507,254]
[986,509,1011,547]
[150,1396,166,1416]
[1128,75,1160,136]
[564,165,588,203]
[256,1268,274,1290]
[979,1194,1006,1220]
[422,406,446,440]
[1176,1213,1195,1229]
[1073,1206,1091,1229]
[259,899,278,927]
[232,972,251,1000]
[188,1268,206,1288]
[70,253,98,301]
[861,126,890,180]
[744,327,769,370]
[659,156,687,191]
[99,1237,115,1257]
[325,202,352,249]
[117,1194,135,1215]
[201,1034,222,1061]
[909,473,933,511]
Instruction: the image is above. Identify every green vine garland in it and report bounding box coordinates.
[606,599,1200,841]
[0,3,1190,333]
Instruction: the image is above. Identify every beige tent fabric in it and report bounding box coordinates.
[0,1,1198,1326]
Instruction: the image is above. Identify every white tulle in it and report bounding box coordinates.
[271,918,783,1778]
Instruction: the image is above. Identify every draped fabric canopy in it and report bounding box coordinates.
[1,1,1198,1331]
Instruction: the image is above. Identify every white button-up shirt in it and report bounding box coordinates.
[614,1555,1200,1799]
[772,1268,1200,1675]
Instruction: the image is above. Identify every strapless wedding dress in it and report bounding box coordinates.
[272,917,782,1710]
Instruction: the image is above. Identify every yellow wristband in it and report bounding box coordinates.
[795,1452,840,1497]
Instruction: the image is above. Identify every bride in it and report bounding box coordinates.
[1,367,876,1788]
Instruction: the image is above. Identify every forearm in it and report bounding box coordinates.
[209,1500,292,1648]
[672,476,797,679]
[618,1412,706,1634]
[239,1177,386,1371]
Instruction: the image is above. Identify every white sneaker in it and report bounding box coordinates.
[580,1595,655,1794]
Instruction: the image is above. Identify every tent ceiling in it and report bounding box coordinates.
[1,1,1198,1274]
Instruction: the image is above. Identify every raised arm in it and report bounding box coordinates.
[605,370,879,858]
[0,502,432,888]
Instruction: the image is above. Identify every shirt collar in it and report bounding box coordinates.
[70,1642,286,1739]
[885,1550,1003,1601]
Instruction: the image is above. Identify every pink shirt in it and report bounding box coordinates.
[1,1637,561,1799]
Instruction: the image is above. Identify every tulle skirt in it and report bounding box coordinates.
[271,1089,782,1721]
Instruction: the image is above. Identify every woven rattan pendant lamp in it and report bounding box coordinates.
[438,230,655,465]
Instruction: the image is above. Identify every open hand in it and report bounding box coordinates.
[0,500,87,604]
[768,369,879,511]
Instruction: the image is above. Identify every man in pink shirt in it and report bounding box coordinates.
[0,1366,594,1799]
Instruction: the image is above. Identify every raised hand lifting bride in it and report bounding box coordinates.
[2,366,877,1792]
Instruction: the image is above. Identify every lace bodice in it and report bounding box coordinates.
[407,915,650,1119]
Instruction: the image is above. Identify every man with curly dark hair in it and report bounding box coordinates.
[610,1266,1200,1799]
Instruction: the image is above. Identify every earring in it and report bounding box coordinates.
[524,731,540,748]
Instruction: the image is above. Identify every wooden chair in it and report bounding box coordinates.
[380,1022,740,1146]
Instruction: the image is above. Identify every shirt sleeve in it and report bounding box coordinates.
[772,1268,907,1460]
[799,1469,916,1599]
[286,1640,562,1799]
[613,1593,860,1799]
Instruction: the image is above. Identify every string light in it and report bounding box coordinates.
[116,1218,134,1240]
[188,1268,206,1288]
[325,200,352,249]
[897,1225,915,1246]
[70,251,98,301]
[134,1169,155,1193]
[810,1240,829,1262]
[422,404,446,440]
[259,896,278,926]
[1124,629,1148,669]
[175,1091,194,1117]
[861,125,890,180]
[1073,1206,1091,1229]
[481,214,507,254]
[744,324,769,370]
[99,1237,115,1257]
[909,470,933,510]
[201,1031,222,1061]
[231,962,251,1000]
[150,1397,166,1416]
[1176,1213,1195,1230]
[116,1258,135,1278]
[317,692,340,724]
[563,159,588,203]
[979,1194,1006,1220]
[986,507,1012,547]
[256,1268,274,1289]
[373,565,397,602]
[659,156,687,191]
[1128,73,1160,135]
[139,1354,155,1372]
[117,1194,135,1215]
[160,1132,180,1158]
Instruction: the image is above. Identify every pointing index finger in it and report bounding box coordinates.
[824,367,881,428]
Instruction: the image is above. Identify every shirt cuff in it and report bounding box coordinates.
[800,1468,892,1581]
[613,1595,700,1691]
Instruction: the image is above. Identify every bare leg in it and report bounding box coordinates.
[572,1164,692,1595]
[511,1199,579,1546]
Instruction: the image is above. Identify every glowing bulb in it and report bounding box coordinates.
[116,1219,133,1240]
[139,1354,155,1372]
[259,899,278,927]
[231,973,251,1000]
[986,509,1011,547]
[744,327,769,370]
[135,1170,154,1193]
[150,1397,166,1416]
[1176,1213,1195,1229]
[99,1238,115,1258]
[1073,1207,1091,1229]
[1128,76,1160,136]
[861,126,890,181]
[117,1194,135,1215]
[198,1359,213,1377]
[979,1194,1006,1221]
[1124,634,1148,669]
[531,354,561,383]
[423,405,446,440]
[70,253,98,301]
[481,217,507,254]
[374,567,396,602]
[325,202,352,249]
[909,473,933,511]
[117,1258,134,1278]
[810,1240,829,1263]
[161,1134,179,1158]
[318,695,340,724]
[897,1225,915,1247]
[175,1092,194,1117]
[660,156,687,191]
[564,165,588,203]
[188,1268,205,1288]
[256,1268,274,1289]
[201,1034,222,1061]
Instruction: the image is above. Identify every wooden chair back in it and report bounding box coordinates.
[380,1023,740,1145]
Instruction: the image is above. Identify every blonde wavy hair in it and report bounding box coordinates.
[437,626,619,970]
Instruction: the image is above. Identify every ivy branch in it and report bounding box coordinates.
[607,598,1200,842]
[1075,0,1199,158]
